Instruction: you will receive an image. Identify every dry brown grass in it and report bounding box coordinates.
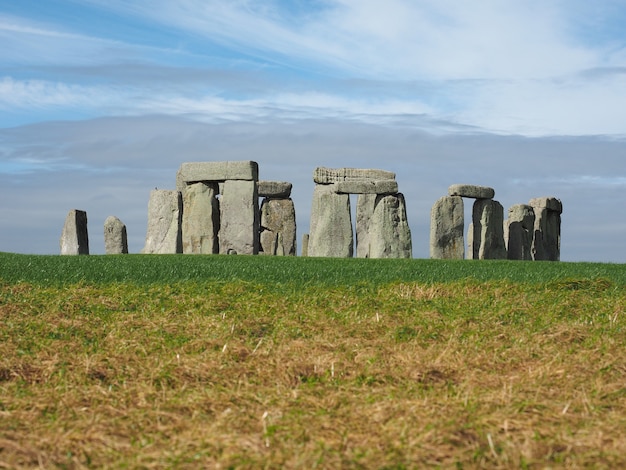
[1,279,625,468]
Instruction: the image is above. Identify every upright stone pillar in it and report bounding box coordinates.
[367,193,412,258]
[356,193,376,258]
[430,195,464,259]
[472,199,507,260]
[104,215,128,254]
[219,179,259,255]
[142,189,182,254]
[260,198,296,256]
[308,184,353,258]
[182,182,220,254]
[530,197,562,261]
[505,204,535,260]
[301,234,309,257]
[60,209,89,255]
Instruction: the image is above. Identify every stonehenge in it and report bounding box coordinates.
[259,181,296,256]
[530,197,562,261]
[104,216,129,254]
[60,209,89,255]
[308,167,412,258]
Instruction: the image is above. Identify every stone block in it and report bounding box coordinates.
[60,209,89,255]
[430,196,464,259]
[258,181,292,198]
[472,199,507,259]
[142,190,182,254]
[313,167,395,184]
[529,197,562,214]
[301,234,309,257]
[104,216,128,254]
[308,184,353,258]
[182,182,220,254]
[356,193,376,258]
[333,179,398,195]
[260,198,296,256]
[448,184,495,199]
[366,193,412,258]
[505,204,535,260]
[176,161,258,190]
[219,179,259,255]
[532,206,561,261]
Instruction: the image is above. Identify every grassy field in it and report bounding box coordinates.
[1,253,625,468]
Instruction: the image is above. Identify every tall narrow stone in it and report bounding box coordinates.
[505,204,535,260]
[530,197,562,261]
[260,198,296,256]
[60,209,89,255]
[472,199,507,260]
[142,190,182,254]
[308,184,353,258]
[182,182,220,254]
[367,193,412,259]
[219,179,259,255]
[356,193,376,258]
[301,234,309,257]
[104,216,128,254]
[430,196,464,259]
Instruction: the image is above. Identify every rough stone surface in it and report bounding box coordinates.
[448,184,495,199]
[355,193,376,258]
[430,196,464,259]
[182,182,220,254]
[472,199,507,259]
[301,234,309,257]
[366,193,412,258]
[505,204,535,260]
[333,179,398,195]
[260,198,296,256]
[104,216,128,254]
[529,196,563,214]
[142,190,182,254]
[176,160,258,190]
[219,179,259,255]
[532,205,561,261]
[466,222,474,259]
[60,209,89,255]
[314,167,395,184]
[308,184,353,257]
[258,181,292,198]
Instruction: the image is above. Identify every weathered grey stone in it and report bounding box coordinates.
[176,161,258,191]
[531,204,561,261]
[182,182,220,254]
[60,209,89,255]
[142,190,182,254]
[448,184,495,199]
[505,204,535,261]
[366,193,412,258]
[219,180,259,255]
[333,179,398,195]
[472,199,507,259]
[529,197,563,214]
[308,184,353,258]
[258,181,292,198]
[260,198,296,256]
[301,234,309,257]
[355,193,376,258]
[313,167,395,184]
[430,196,464,259]
[104,216,128,254]
[466,222,474,259]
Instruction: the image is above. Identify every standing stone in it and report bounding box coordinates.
[182,182,220,254]
[142,190,182,254]
[529,197,562,261]
[472,199,507,260]
[308,184,353,258]
[356,193,377,258]
[367,193,412,259]
[430,196,464,259]
[260,198,296,256]
[60,209,89,255]
[466,222,474,260]
[301,234,309,257]
[505,204,535,260]
[219,180,259,255]
[104,216,128,254]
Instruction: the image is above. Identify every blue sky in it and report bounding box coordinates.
[1,0,625,261]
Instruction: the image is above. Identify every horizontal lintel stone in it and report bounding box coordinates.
[314,167,396,184]
[176,161,258,190]
[529,197,563,213]
[448,184,495,199]
[258,180,292,198]
[332,179,398,195]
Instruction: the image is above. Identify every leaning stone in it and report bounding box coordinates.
[313,167,395,184]
[182,182,220,254]
[104,216,128,254]
[472,199,507,259]
[367,193,412,259]
[531,205,561,261]
[60,209,89,255]
[505,204,535,260]
[529,197,562,214]
[308,184,353,258]
[301,234,309,257]
[448,184,495,199]
[176,161,258,191]
[258,181,292,198]
[333,179,398,195]
[142,190,182,254]
[430,196,464,259]
[260,198,296,256]
[219,180,259,255]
